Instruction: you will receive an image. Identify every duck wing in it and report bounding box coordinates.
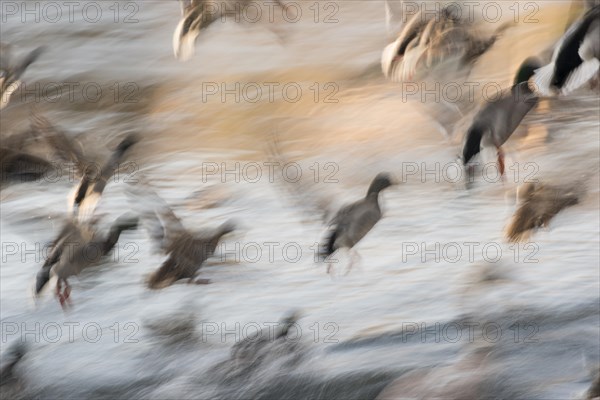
[74,134,138,220]
[30,110,89,173]
[126,177,187,252]
[266,131,339,223]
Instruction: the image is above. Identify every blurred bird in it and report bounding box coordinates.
[29,111,89,175]
[0,341,28,400]
[381,5,511,82]
[462,57,541,177]
[34,135,140,308]
[321,173,394,275]
[265,132,340,223]
[231,310,301,361]
[0,147,54,184]
[265,133,394,274]
[0,111,71,185]
[67,133,138,221]
[0,342,26,384]
[532,5,600,96]
[173,0,290,61]
[213,310,305,380]
[26,112,136,215]
[505,182,582,243]
[135,184,236,288]
[35,213,139,307]
[146,219,235,288]
[0,44,44,110]
[586,368,600,400]
[377,342,496,400]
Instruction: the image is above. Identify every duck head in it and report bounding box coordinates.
[367,172,394,196]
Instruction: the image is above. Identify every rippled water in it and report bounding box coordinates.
[1,1,599,399]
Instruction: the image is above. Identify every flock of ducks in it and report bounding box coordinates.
[0,0,599,367]
[0,1,598,398]
[7,116,238,307]
[1,1,598,310]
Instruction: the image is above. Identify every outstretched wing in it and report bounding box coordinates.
[266,131,339,224]
[505,202,538,243]
[30,110,88,174]
[103,213,139,255]
[74,134,138,220]
[125,176,187,252]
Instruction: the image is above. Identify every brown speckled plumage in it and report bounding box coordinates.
[505,182,582,243]
[147,222,235,289]
[140,185,236,289]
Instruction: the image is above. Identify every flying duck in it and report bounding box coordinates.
[15,111,132,211]
[462,57,541,177]
[321,173,394,274]
[505,181,582,243]
[381,6,510,82]
[0,147,54,184]
[35,213,138,307]
[173,0,290,61]
[135,185,236,289]
[532,5,599,96]
[265,132,339,223]
[34,135,139,307]
[146,219,236,288]
[68,134,138,221]
[0,112,64,185]
[0,44,44,110]
[29,111,89,176]
[265,134,394,273]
